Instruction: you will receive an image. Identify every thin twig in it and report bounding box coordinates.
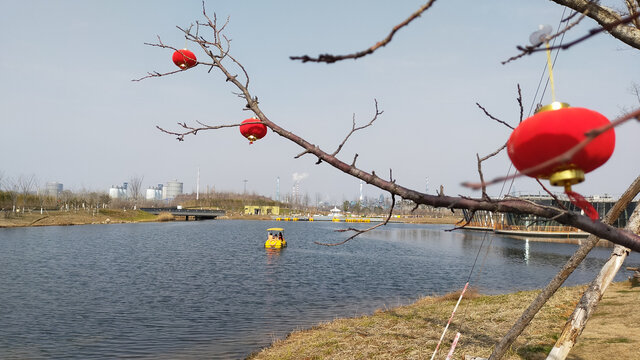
[331,100,382,156]
[446,209,476,232]
[476,103,514,130]
[155,121,252,141]
[315,195,396,246]
[517,84,524,123]
[535,178,568,211]
[502,12,640,65]
[290,0,438,63]
[476,143,507,199]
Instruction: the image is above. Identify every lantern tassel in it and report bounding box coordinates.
[565,189,599,221]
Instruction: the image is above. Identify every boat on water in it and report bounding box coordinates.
[265,228,286,249]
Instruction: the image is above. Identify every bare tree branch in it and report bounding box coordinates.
[551,0,640,50]
[503,11,640,64]
[502,11,587,65]
[472,85,522,197]
[476,144,508,199]
[290,0,438,63]
[517,84,524,123]
[331,100,383,156]
[156,121,251,141]
[535,178,568,211]
[446,209,476,232]
[315,194,396,246]
[476,103,514,130]
[626,0,640,29]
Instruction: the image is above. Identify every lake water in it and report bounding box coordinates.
[1,220,638,359]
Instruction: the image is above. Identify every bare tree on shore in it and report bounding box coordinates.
[17,174,36,213]
[4,176,19,213]
[128,175,144,205]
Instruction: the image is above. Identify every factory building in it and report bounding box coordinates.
[109,182,129,199]
[146,184,163,201]
[162,180,183,200]
[46,182,63,197]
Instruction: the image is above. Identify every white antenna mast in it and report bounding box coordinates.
[196,167,200,200]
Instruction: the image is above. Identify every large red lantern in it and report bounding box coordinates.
[239,118,267,144]
[172,48,197,69]
[507,102,615,220]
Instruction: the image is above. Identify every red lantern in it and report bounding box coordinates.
[507,102,615,220]
[172,48,197,69]
[239,118,267,144]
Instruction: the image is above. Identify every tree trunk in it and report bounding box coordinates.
[546,202,640,359]
[489,175,640,360]
[551,0,640,51]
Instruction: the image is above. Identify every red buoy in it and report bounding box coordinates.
[172,49,197,69]
[239,118,267,144]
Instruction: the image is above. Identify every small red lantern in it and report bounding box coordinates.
[172,48,197,69]
[507,101,615,220]
[239,118,267,144]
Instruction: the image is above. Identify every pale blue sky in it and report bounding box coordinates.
[1,0,638,203]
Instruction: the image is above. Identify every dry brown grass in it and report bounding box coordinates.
[155,211,175,222]
[0,209,157,227]
[249,282,640,360]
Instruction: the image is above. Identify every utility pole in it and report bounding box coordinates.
[196,167,200,201]
[243,179,248,194]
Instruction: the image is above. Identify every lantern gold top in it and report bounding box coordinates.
[549,168,585,192]
[536,101,570,113]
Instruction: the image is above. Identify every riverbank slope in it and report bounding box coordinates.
[0,209,158,228]
[249,281,640,359]
[0,211,463,228]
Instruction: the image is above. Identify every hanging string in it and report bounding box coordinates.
[545,41,556,103]
[506,8,570,197]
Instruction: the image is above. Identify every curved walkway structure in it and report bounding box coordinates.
[140,207,225,221]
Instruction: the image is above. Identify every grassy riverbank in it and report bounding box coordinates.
[0,209,158,228]
[249,281,640,359]
[0,210,463,228]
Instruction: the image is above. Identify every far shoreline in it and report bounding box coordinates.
[0,209,463,229]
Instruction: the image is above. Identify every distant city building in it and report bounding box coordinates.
[46,182,63,197]
[146,184,163,201]
[163,180,183,200]
[109,182,129,199]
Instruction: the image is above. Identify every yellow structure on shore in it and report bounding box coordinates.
[244,205,280,216]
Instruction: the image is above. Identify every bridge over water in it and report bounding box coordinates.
[140,207,225,221]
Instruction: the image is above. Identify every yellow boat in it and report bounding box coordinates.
[265,228,287,249]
